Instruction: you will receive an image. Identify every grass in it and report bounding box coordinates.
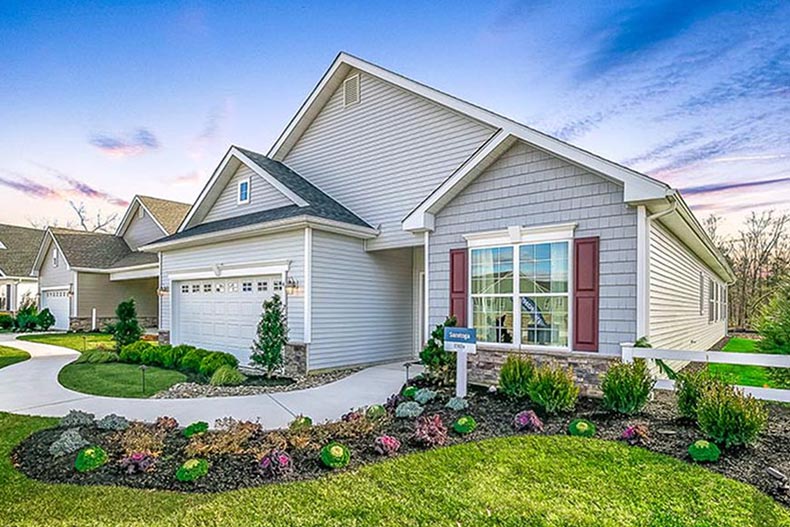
[0,345,30,369]
[709,337,777,388]
[17,332,115,353]
[1,413,787,526]
[58,362,186,398]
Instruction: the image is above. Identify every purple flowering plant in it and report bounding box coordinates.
[119,451,155,474]
[258,450,293,478]
[373,435,401,456]
[621,424,649,446]
[513,410,544,432]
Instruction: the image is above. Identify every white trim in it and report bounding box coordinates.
[303,226,312,343]
[636,205,648,339]
[424,231,430,340]
[237,177,251,205]
[167,260,291,282]
[72,271,78,318]
[31,230,70,276]
[115,196,171,238]
[463,222,577,248]
[110,265,159,282]
[40,285,69,292]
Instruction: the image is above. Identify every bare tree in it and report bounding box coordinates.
[28,201,119,233]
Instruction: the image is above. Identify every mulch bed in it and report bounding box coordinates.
[11,384,790,504]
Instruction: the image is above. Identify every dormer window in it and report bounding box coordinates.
[53,248,59,268]
[238,178,250,205]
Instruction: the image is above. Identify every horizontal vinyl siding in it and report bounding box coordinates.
[649,221,726,352]
[310,230,414,369]
[283,70,496,250]
[203,165,293,223]
[76,273,157,319]
[38,242,71,288]
[123,212,165,250]
[429,141,638,356]
[160,230,304,341]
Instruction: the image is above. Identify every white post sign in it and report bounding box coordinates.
[444,327,477,398]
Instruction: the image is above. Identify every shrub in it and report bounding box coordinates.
[320,442,351,469]
[445,397,469,412]
[499,355,535,400]
[676,369,723,420]
[418,316,457,386]
[688,440,721,462]
[384,393,405,413]
[140,344,163,366]
[568,419,596,438]
[412,414,448,448]
[186,419,260,456]
[365,404,387,421]
[395,401,424,419]
[452,416,477,435]
[621,424,649,446]
[96,413,130,431]
[75,446,108,472]
[118,423,167,456]
[154,416,179,432]
[14,303,39,331]
[0,313,13,330]
[341,408,364,422]
[258,450,292,478]
[179,348,209,374]
[49,429,88,457]
[113,298,143,349]
[210,365,247,386]
[373,435,401,456]
[527,364,579,415]
[413,388,437,405]
[183,421,209,438]
[601,359,655,415]
[199,352,239,377]
[149,345,178,369]
[119,341,152,364]
[60,409,94,428]
[169,345,195,369]
[250,294,288,377]
[402,385,418,399]
[176,458,209,482]
[119,452,155,474]
[75,350,119,364]
[289,415,313,432]
[36,308,56,330]
[696,384,767,448]
[513,410,544,432]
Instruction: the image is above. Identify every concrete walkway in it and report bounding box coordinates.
[0,334,409,429]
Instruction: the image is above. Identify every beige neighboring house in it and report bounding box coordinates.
[0,224,44,312]
[31,195,190,331]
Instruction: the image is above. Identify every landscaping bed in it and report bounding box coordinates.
[12,384,790,505]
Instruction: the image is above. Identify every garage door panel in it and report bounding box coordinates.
[41,289,70,330]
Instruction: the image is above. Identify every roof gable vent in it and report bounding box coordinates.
[343,74,360,107]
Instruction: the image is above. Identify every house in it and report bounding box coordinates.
[0,224,44,312]
[141,53,734,388]
[32,195,190,331]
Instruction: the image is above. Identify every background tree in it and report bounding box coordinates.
[250,294,288,377]
[29,200,118,233]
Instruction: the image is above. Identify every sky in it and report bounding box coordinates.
[0,0,787,235]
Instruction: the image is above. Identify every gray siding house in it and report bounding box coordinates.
[142,53,734,388]
[0,224,44,312]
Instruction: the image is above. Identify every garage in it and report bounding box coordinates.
[173,275,282,361]
[40,289,70,330]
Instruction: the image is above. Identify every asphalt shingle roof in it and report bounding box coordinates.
[137,195,191,235]
[0,224,44,277]
[49,228,138,269]
[152,148,372,245]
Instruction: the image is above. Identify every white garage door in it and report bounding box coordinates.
[41,289,70,330]
[174,276,282,361]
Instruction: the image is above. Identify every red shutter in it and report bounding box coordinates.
[573,237,599,351]
[449,248,468,327]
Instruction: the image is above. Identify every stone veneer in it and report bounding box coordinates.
[70,316,158,333]
[468,346,619,397]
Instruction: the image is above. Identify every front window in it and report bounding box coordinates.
[238,179,250,204]
[471,241,570,348]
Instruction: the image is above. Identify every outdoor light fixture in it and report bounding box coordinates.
[285,277,299,295]
[157,286,169,297]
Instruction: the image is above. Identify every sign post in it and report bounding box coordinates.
[444,327,477,398]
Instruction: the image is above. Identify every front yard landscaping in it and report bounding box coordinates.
[58,362,187,398]
[0,345,30,369]
[17,332,115,353]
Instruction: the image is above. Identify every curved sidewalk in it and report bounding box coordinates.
[0,334,408,429]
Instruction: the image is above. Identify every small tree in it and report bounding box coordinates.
[419,316,457,386]
[113,298,142,349]
[251,294,288,377]
[37,308,56,331]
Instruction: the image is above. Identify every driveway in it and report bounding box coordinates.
[0,334,409,429]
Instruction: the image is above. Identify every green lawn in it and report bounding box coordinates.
[709,337,776,388]
[1,413,787,527]
[58,362,186,398]
[0,345,30,369]
[17,332,115,353]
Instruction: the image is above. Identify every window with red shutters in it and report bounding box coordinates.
[449,248,468,326]
[573,237,599,351]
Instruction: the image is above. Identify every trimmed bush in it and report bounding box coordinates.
[395,401,424,419]
[113,299,143,348]
[527,364,579,415]
[320,442,350,469]
[14,303,39,331]
[688,440,721,462]
[75,350,119,364]
[169,345,195,368]
[210,365,247,386]
[179,348,209,374]
[140,345,162,366]
[183,421,209,438]
[119,341,152,364]
[0,313,13,330]
[568,419,596,438]
[601,359,655,415]
[49,429,88,457]
[75,446,108,472]
[696,384,767,448]
[499,355,535,400]
[452,416,477,435]
[176,458,209,482]
[36,308,56,330]
[676,369,723,420]
[199,352,239,377]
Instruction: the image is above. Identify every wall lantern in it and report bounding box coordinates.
[285,277,299,295]
[157,286,170,297]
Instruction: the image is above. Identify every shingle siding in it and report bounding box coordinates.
[203,165,293,223]
[428,140,638,356]
[283,69,497,251]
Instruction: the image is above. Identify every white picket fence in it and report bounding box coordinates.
[621,344,790,403]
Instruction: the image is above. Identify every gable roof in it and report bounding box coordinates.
[116,195,191,238]
[33,228,157,273]
[0,224,44,278]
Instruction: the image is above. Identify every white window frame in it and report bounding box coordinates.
[465,223,576,352]
[237,177,251,205]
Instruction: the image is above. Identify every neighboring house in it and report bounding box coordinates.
[142,53,734,389]
[32,196,190,331]
[0,224,44,312]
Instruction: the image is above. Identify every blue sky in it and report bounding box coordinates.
[0,1,787,234]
